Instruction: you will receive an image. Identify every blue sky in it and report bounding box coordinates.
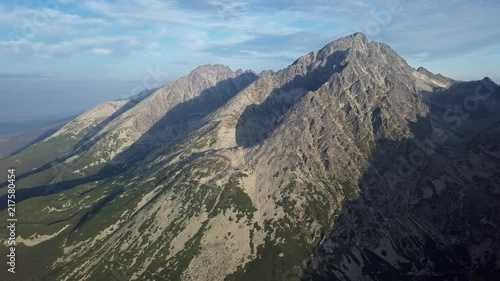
[0,0,499,121]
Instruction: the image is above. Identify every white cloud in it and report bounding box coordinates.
[0,0,499,79]
[406,52,430,64]
[0,6,105,27]
[92,48,112,55]
[0,35,141,58]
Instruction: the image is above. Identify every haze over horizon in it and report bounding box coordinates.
[1,0,499,120]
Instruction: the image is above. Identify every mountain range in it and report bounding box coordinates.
[0,33,499,281]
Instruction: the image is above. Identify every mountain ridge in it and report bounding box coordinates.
[0,32,499,281]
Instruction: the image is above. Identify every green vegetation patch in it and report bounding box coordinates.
[208,176,257,222]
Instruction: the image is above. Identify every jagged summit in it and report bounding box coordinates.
[416,66,446,78]
[323,32,369,50]
[186,64,235,79]
[258,69,275,76]
[417,66,431,73]
[291,32,370,67]
[191,63,233,72]
[346,31,369,43]
[480,76,498,86]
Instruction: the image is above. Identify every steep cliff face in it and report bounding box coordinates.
[303,79,500,281]
[0,33,498,281]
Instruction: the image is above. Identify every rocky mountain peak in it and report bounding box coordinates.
[417,66,432,74]
[2,33,499,281]
[416,66,449,80]
[187,64,235,79]
[322,31,368,52]
[481,76,497,86]
[290,33,368,67]
[345,31,369,45]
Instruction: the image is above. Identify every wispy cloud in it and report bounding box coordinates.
[0,35,143,58]
[92,48,112,56]
[380,0,500,60]
[1,0,495,67]
[0,73,49,79]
